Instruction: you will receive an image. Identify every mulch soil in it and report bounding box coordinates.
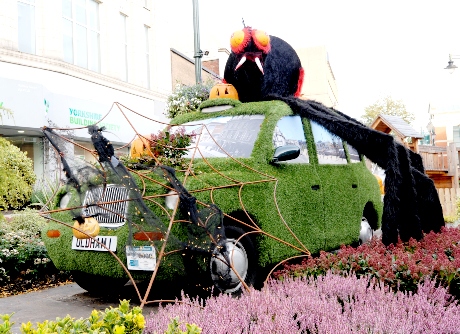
[0,274,74,298]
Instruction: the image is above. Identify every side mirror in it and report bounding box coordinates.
[271,145,300,163]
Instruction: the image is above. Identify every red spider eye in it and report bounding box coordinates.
[230,28,250,54]
[252,29,271,53]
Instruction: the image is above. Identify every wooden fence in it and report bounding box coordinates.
[437,187,460,217]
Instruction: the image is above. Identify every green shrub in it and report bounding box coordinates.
[0,209,71,293]
[0,300,200,334]
[165,82,214,119]
[0,300,145,334]
[0,208,47,237]
[0,138,36,210]
[0,228,51,284]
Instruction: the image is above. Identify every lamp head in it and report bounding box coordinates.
[445,57,458,74]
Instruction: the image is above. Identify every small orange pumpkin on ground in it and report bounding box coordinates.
[46,229,61,238]
[73,217,100,239]
[209,83,239,100]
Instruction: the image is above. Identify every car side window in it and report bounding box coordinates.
[310,120,348,165]
[273,116,309,163]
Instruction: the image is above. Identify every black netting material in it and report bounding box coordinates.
[42,125,236,284]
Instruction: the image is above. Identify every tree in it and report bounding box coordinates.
[0,137,36,209]
[0,102,13,124]
[361,96,415,126]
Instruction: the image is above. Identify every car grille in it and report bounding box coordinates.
[83,184,129,228]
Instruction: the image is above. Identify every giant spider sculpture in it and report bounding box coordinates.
[39,27,444,304]
[223,26,444,245]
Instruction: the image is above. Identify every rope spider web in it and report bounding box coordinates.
[40,102,311,307]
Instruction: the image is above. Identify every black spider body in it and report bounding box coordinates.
[223,27,444,245]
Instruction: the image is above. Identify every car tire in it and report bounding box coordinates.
[359,216,373,244]
[71,271,128,295]
[210,225,257,296]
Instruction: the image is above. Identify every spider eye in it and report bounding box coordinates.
[252,30,270,53]
[230,30,246,52]
[253,30,270,47]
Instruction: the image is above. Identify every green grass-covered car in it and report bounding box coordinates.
[42,99,383,296]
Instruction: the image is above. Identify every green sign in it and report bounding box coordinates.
[69,108,121,131]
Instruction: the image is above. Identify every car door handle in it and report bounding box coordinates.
[352,184,358,188]
[311,185,320,190]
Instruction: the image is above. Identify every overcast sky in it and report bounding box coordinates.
[167,0,460,132]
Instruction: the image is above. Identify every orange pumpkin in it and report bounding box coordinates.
[209,83,239,100]
[73,217,100,239]
[46,229,61,238]
[374,174,385,195]
[129,136,153,159]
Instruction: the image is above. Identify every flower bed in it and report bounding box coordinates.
[0,210,72,297]
[275,226,460,298]
[144,273,460,333]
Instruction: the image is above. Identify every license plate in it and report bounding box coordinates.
[71,236,117,251]
[126,246,156,271]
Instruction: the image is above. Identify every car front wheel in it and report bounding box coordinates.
[209,226,257,295]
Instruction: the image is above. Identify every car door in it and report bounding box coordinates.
[269,115,326,255]
[309,120,362,250]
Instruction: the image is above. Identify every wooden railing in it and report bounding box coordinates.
[418,145,448,171]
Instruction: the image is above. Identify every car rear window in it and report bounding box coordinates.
[347,144,362,163]
[310,120,348,165]
[182,115,265,158]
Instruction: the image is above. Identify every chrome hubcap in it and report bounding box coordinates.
[210,238,248,293]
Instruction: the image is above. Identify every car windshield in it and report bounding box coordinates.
[182,115,265,158]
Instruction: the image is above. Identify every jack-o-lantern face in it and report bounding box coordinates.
[73,217,100,239]
[209,83,239,100]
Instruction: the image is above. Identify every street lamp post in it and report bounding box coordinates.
[444,54,460,73]
[192,0,202,84]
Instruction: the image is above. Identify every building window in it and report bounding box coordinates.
[453,126,460,148]
[18,0,36,54]
[144,25,150,88]
[62,0,100,72]
[119,13,128,81]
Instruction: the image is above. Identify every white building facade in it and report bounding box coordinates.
[297,46,339,109]
[428,104,460,148]
[0,0,172,180]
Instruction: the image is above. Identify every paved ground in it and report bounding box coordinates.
[0,283,161,334]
